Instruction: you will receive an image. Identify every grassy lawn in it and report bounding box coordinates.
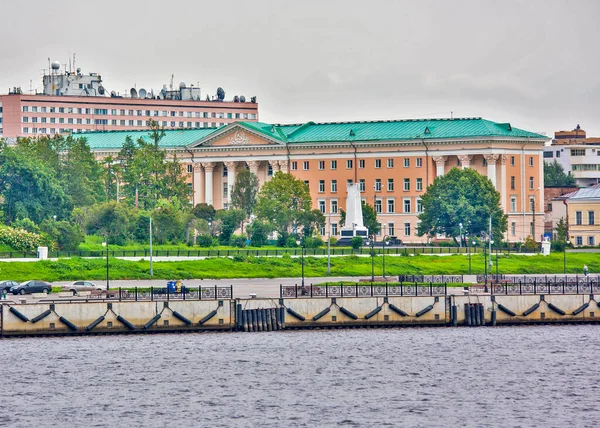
[0,252,596,282]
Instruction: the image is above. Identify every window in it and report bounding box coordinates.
[529,196,535,212]
[32,106,38,112]
[347,179,353,187]
[291,161,297,171]
[388,223,395,236]
[319,180,325,193]
[332,223,338,236]
[22,127,29,133]
[530,221,534,236]
[403,158,409,168]
[331,180,337,192]
[223,183,228,199]
[404,178,410,191]
[416,158,422,168]
[576,236,583,246]
[388,159,395,168]
[529,156,534,167]
[387,199,395,213]
[375,159,381,168]
[510,156,515,166]
[416,178,423,191]
[318,200,326,214]
[510,197,517,213]
[588,236,595,246]
[359,159,365,169]
[359,179,365,192]
[331,160,337,170]
[346,159,353,169]
[22,106,28,112]
[186,165,193,174]
[571,149,585,156]
[22,117,29,123]
[529,177,534,190]
[511,222,516,236]
[331,199,338,214]
[510,176,516,190]
[375,179,382,192]
[404,222,411,236]
[267,164,273,176]
[222,166,228,177]
[557,151,561,158]
[305,181,311,190]
[589,211,595,226]
[403,198,411,213]
[303,161,309,170]
[318,161,324,170]
[543,151,553,158]
[32,117,38,123]
[388,179,394,191]
[417,198,423,213]
[575,211,582,225]
[374,199,382,213]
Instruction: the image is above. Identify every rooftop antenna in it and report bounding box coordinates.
[450,111,453,120]
[170,74,174,91]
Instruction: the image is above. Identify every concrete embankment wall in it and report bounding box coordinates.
[0,300,231,336]
[1,294,599,337]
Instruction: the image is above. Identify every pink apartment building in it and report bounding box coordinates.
[0,61,258,141]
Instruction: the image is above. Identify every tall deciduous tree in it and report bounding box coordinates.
[544,160,576,186]
[254,172,312,239]
[231,169,259,218]
[417,168,507,242]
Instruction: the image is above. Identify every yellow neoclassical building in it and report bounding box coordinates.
[84,117,548,243]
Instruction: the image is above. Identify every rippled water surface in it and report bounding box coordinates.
[1,326,599,427]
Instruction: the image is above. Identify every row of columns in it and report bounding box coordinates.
[192,159,289,206]
[432,154,508,209]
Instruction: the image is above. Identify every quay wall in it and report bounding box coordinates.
[1,294,599,336]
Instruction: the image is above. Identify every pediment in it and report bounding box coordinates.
[187,124,284,148]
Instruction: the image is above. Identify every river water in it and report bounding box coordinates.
[1,325,598,427]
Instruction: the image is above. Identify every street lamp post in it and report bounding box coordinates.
[483,239,488,287]
[327,211,332,275]
[365,238,375,282]
[490,240,495,281]
[296,239,305,287]
[564,239,570,274]
[382,236,389,278]
[459,223,463,248]
[149,215,153,277]
[469,240,476,275]
[102,238,109,291]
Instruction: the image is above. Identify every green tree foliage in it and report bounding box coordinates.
[116,121,189,209]
[0,142,67,224]
[247,220,271,247]
[298,209,326,238]
[417,168,507,242]
[339,203,381,237]
[350,236,363,249]
[544,160,576,187]
[78,202,136,245]
[39,220,85,251]
[152,199,189,244]
[230,169,259,218]
[215,209,246,244]
[192,203,216,221]
[254,172,312,240]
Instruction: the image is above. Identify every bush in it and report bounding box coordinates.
[229,234,248,248]
[524,235,538,250]
[328,237,338,246]
[196,235,214,247]
[304,236,324,248]
[285,236,298,248]
[0,226,52,252]
[247,221,270,247]
[40,220,85,251]
[350,236,363,249]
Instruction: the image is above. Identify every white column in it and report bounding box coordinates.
[247,160,262,187]
[224,161,237,208]
[432,156,447,177]
[279,160,289,173]
[202,162,216,206]
[484,154,499,188]
[457,154,472,169]
[193,163,204,205]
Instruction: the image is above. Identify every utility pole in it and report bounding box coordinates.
[489,215,493,280]
[149,216,153,277]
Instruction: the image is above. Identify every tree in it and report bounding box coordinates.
[40,220,85,251]
[254,172,312,240]
[151,199,187,244]
[417,168,507,242]
[247,220,271,247]
[339,203,381,237]
[231,169,259,218]
[192,203,216,221]
[79,202,136,245]
[215,209,246,245]
[545,160,576,186]
[298,209,326,238]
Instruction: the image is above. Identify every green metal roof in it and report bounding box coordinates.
[79,127,220,150]
[80,118,547,150]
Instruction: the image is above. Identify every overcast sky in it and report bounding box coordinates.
[1,0,598,137]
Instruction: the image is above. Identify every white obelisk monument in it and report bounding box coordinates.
[340,183,369,238]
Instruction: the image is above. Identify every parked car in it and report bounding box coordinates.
[10,280,52,295]
[62,281,105,295]
[0,280,19,294]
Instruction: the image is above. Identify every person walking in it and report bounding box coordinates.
[583,265,588,277]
